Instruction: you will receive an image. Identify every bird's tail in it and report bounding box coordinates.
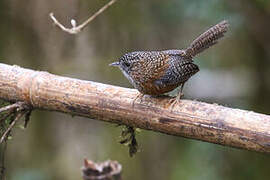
[184,20,229,58]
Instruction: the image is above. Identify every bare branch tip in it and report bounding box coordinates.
[49,0,118,34]
[71,19,77,28]
[49,12,55,21]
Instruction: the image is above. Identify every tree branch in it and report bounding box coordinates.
[0,63,270,153]
[49,0,118,34]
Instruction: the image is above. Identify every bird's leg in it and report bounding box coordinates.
[169,82,185,110]
[178,82,185,100]
[132,93,144,107]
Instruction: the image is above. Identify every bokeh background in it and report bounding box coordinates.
[0,0,270,179]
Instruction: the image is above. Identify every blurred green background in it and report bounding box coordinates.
[0,0,270,179]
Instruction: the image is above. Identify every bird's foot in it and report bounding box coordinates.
[169,92,184,111]
[132,93,144,107]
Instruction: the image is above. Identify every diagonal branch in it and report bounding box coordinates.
[0,63,270,153]
[0,102,31,143]
[49,0,118,34]
[0,111,26,144]
[0,102,24,114]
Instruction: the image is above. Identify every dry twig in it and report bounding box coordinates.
[49,0,118,34]
[0,102,31,144]
[0,102,23,114]
[0,112,26,144]
[0,140,7,179]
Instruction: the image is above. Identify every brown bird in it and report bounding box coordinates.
[110,20,229,106]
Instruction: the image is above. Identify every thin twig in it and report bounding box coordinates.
[0,102,30,124]
[0,101,32,177]
[0,112,11,123]
[0,112,25,144]
[0,102,31,143]
[49,0,118,34]
[77,0,118,31]
[0,140,7,179]
[24,110,32,128]
[0,102,22,113]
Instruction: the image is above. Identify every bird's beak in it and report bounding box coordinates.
[109,62,120,67]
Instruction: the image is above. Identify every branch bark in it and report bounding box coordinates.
[0,63,270,153]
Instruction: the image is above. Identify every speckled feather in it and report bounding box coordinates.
[117,50,199,95]
[112,21,229,96]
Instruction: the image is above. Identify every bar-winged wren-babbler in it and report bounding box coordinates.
[110,20,229,106]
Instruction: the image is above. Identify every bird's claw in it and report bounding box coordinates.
[169,92,184,110]
[132,93,144,107]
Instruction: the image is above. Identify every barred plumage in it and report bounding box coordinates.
[185,20,229,58]
[110,21,229,98]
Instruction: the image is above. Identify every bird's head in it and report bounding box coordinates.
[110,52,142,86]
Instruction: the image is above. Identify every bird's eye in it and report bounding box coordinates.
[123,61,130,67]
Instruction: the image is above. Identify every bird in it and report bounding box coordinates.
[110,20,229,107]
